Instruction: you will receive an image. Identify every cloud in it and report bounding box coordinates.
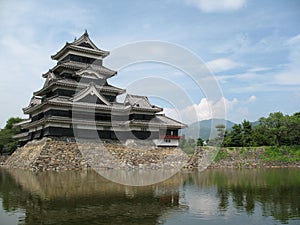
[287,33,300,45]
[206,58,241,73]
[163,95,260,124]
[0,37,48,72]
[215,71,268,86]
[180,98,213,122]
[275,69,300,85]
[185,0,246,13]
[247,95,256,102]
[247,67,272,73]
[274,34,300,85]
[164,97,238,124]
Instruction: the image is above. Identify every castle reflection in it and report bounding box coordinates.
[0,168,300,225]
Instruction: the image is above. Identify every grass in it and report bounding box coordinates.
[261,146,300,163]
[214,149,228,162]
[188,145,300,165]
[211,145,300,164]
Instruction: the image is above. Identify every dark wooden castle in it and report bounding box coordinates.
[14,31,186,147]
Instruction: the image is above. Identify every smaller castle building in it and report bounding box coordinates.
[15,31,186,147]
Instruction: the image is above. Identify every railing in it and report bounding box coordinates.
[160,135,183,139]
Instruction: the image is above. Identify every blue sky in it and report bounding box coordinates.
[0,0,299,127]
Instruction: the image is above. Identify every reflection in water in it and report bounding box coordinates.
[0,168,299,225]
[0,169,183,225]
[186,169,300,224]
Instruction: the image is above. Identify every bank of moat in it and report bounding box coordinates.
[14,30,186,148]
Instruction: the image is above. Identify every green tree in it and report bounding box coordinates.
[268,112,288,146]
[231,124,243,147]
[251,111,300,146]
[251,124,271,146]
[0,117,23,155]
[196,137,204,146]
[287,112,300,145]
[222,130,231,147]
[241,120,253,147]
[257,112,289,146]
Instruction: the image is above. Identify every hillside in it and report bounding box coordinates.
[182,119,235,140]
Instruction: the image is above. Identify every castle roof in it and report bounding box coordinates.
[34,78,125,96]
[51,30,109,60]
[155,114,187,129]
[71,82,111,105]
[52,61,116,76]
[124,94,162,113]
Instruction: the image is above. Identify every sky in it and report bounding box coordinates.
[0,0,299,127]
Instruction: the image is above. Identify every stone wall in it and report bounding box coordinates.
[187,146,300,169]
[4,141,299,171]
[3,138,188,171]
[0,155,9,165]
[4,138,87,171]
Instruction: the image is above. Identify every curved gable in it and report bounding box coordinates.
[72,83,110,105]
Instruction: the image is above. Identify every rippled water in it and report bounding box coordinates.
[0,168,299,225]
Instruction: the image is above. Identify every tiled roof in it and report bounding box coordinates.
[154,114,187,128]
[51,31,109,60]
[124,94,162,112]
[52,61,116,76]
[34,78,125,96]
[13,131,30,140]
[75,64,117,78]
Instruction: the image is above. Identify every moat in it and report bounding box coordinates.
[0,168,299,225]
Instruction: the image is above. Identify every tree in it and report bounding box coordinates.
[268,112,288,146]
[222,130,231,147]
[0,117,23,155]
[251,124,271,146]
[241,120,252,147]
[251,112,300,146]
[257,112,289,146]
[223,120,253,147]
[286,112,300,145]
[231,124,243,147]
[196,137,204,146]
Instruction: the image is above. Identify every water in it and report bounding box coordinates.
[0,168,299,225]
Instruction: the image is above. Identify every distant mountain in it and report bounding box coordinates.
[251,121,259,127]
[181,119,236,140]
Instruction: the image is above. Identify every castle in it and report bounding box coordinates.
[14,31,186,147]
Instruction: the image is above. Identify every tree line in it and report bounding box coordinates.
[221,112,300,147]
[180,111,300,152]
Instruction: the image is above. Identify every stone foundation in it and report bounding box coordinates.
[0,155,9,165]
[3,138,188,171]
